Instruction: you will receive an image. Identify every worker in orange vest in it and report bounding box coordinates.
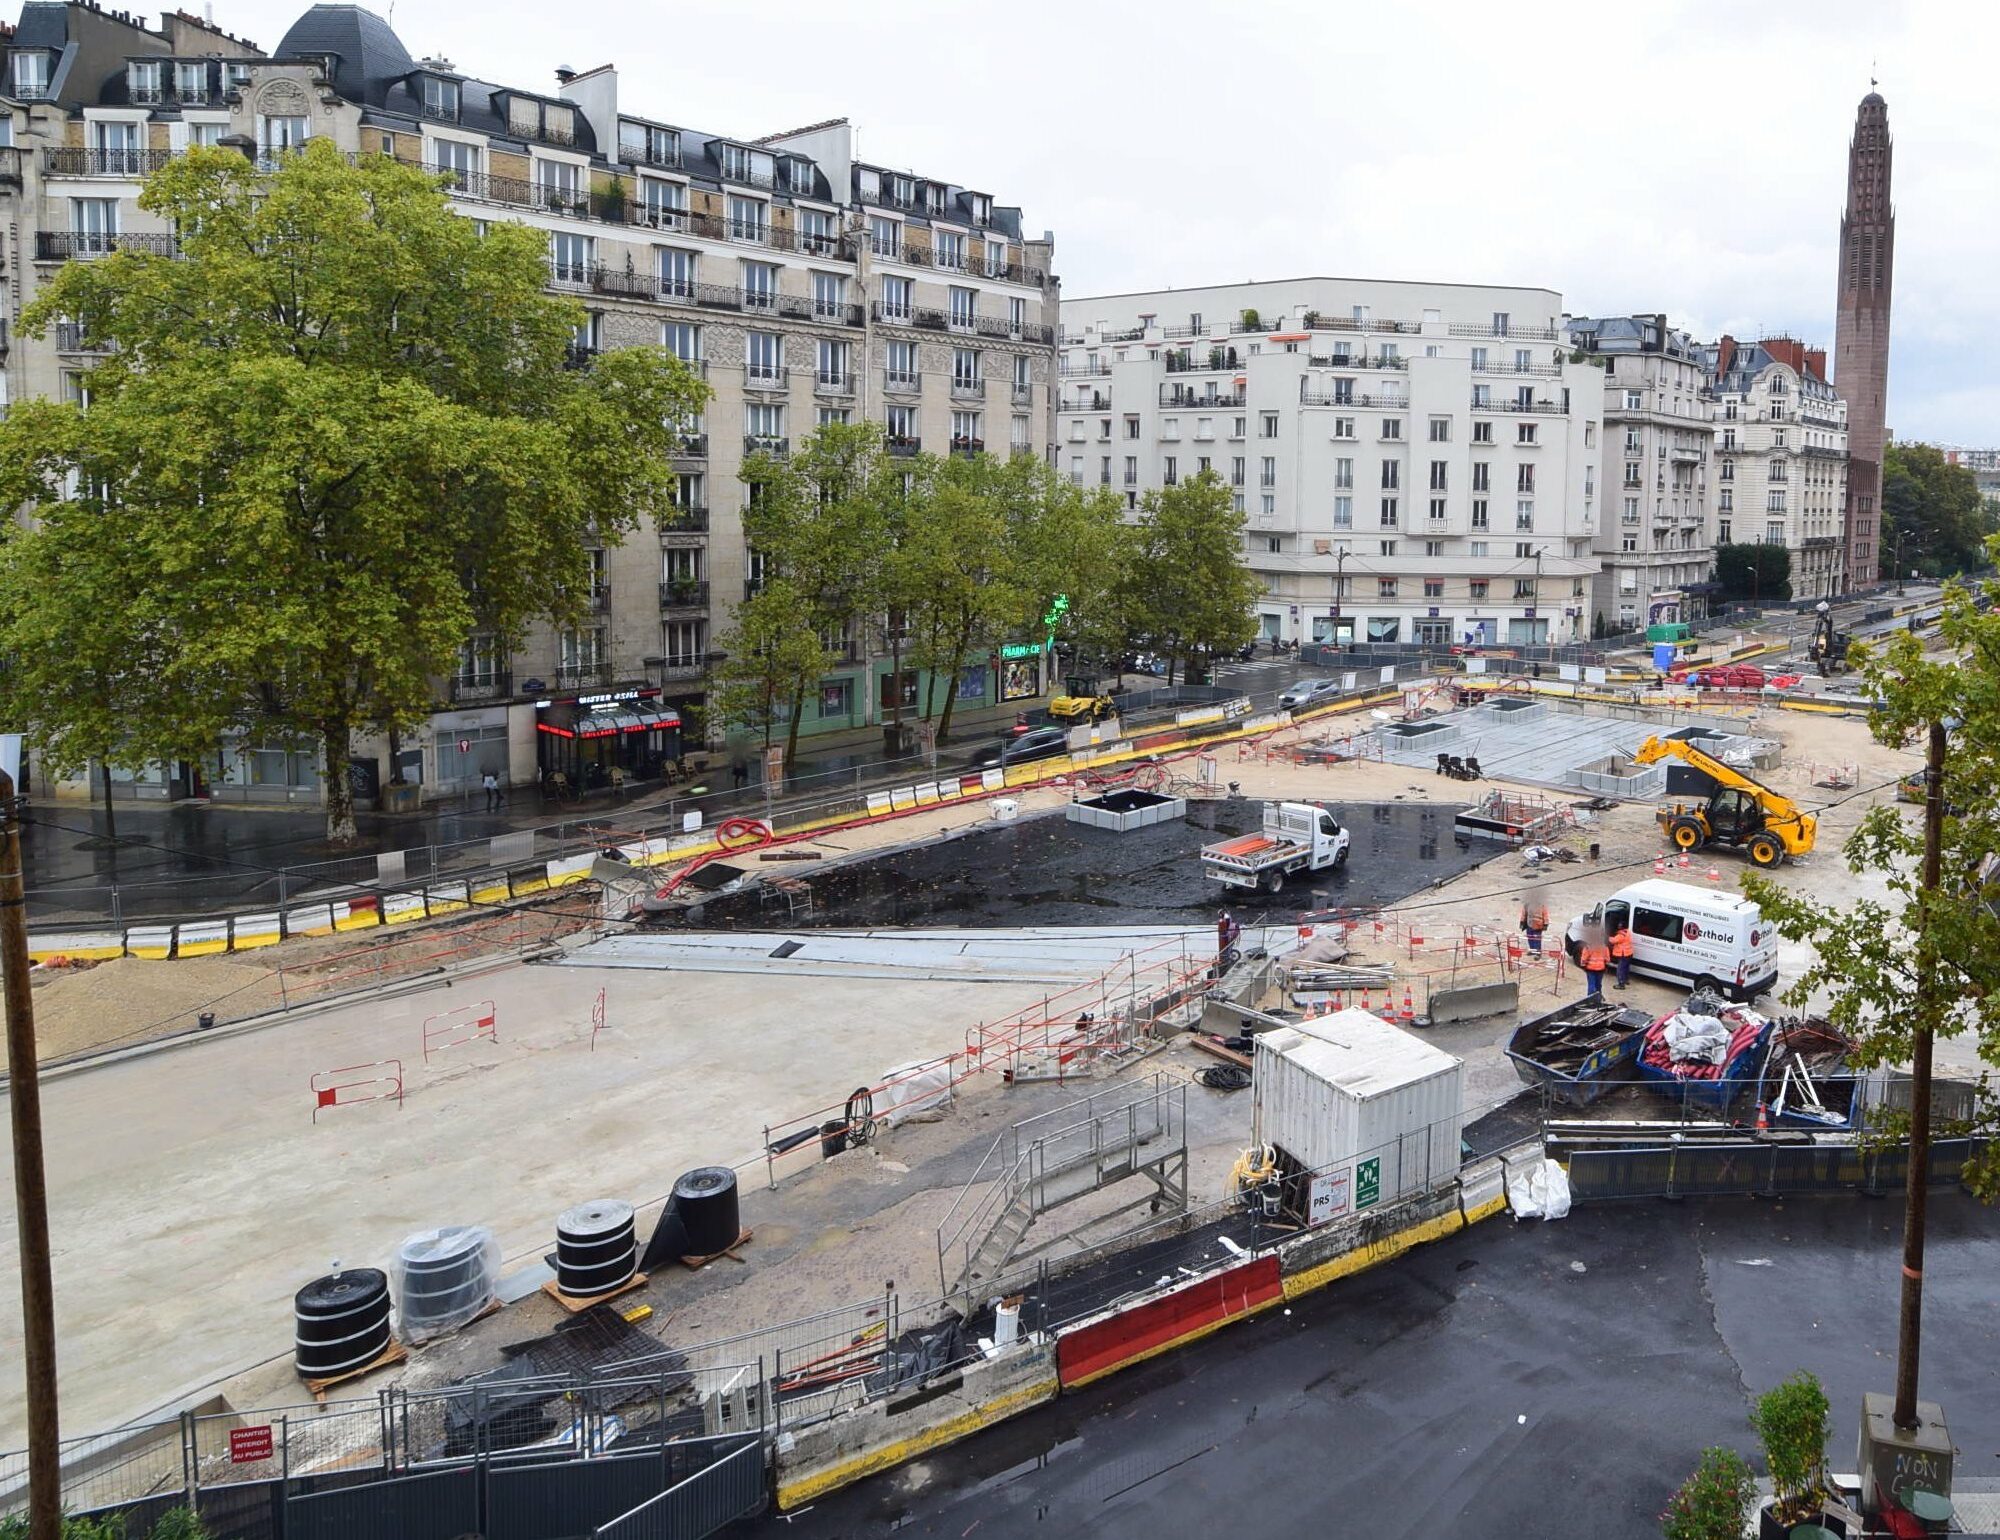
[1608,922,1636,990]
[1579,934,1611,997]
[1519,897,1549,954]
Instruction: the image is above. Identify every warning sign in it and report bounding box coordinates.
[1355,1157,1381,1211]
[228,1425,274,1464]
[1306,1170,1349,1226]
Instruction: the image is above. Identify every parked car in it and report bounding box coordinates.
[1278,678,1344,712]
[968,725,1070,770]
[1678,663,1767,690]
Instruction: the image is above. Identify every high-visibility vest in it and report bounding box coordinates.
[1580,943,1610,972]
[1523,908,1548,931]
[1609,929,1635,958]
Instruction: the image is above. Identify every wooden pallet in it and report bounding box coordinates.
[1189,1034,1252,1070]
[680,1228,753,1271]
[408,1296,502,1348]
[302,1339,408,1400]
[540,1271,648,1315]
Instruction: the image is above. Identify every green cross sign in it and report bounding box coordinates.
[1355,1157,1381,1210]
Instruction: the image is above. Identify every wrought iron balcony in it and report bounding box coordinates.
[1059,362,1112,378]
[673,434,708,458]
[555,665,611,689]
[1063,394,1110,413]
[950,376,986,399]
[448,670,512,701]
[814,370,855,396]
[1308,354,1408,371]
[1299,389,1406,408]
[886,435,921,457]
[1448,322,1560,341]
[35,230,177,260]
[53,322,112,353]
[1161,386,1246,408]
[950,436,985,458]
[42,147,172,177]
[744,366,790,390]
[661,506,709,533]
[659,580,711,610]
[883,370,921,394]
[1011,384,1034,406]
[744,434,790,457]
[1166,350,1242,373]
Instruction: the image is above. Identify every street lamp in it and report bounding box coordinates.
[1332,546,1348,647]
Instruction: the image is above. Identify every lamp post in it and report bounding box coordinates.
[1332,546,1348,647]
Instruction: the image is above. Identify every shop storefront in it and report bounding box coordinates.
[996,642,1045,706]
[535,685,682,792]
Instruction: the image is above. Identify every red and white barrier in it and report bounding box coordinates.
[422,1000,498,1063]
[311,1060,405,1122]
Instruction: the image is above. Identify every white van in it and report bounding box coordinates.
[1564,878,1779,1002]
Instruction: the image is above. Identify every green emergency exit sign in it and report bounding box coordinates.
[1355,1157,1381,1210]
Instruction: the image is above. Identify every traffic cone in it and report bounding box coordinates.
[1707,865,1721,885]
[1333,991,1344,1012]
[1653,852,1666,875]
[1678,852,1691,869]
[1756,1101,1769,1131]
[1400,989,1416,1023]
[1360,987,1371,1015]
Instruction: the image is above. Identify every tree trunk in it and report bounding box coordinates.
[321,722,357,846]
[782,682,806,771]
[100,760,117,843]
[922,665,938,724]
[387,724,405,786]
[884,614,904,754]
[935,636,970,745]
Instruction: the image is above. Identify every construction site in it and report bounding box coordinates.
[3,658,1995,1540]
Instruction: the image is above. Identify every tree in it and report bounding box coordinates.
[1744,576,2000,1430]
[1882,442,1994,581]
[1658,1447,1757,1540]
[0,142,707,843]
[1712,541,1792,603]
[1116,471,1261,682]
[706,580,835,760]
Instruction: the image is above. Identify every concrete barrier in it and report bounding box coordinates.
[284,901,338,938]
[1278,1186,1464,1302]
[26,930,126,963]
[425,882,470,915]
[1425,980,1520,1026]
[774,1338,1059,1510]
[546,853,595,887]
[176,919,230,957]
[125,925,176,961]
[381,891,428,926]
[1458,1157,1510,1224]
[1056,1255,1283,1390]
[232,912,283,950]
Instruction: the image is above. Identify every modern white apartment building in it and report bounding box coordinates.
[1703,337,1850,601]
[1564,314,1717,632]
[1058,279,1603,648]
[1,0,1058,803]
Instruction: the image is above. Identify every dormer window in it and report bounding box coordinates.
[421,75,459,121]
[718,143,773,188]
[925,183,946,214]
[175,61,207,100]
[128,60,163,103]
[967,192,992,225]
[619,121,679,168]
[11,49,51,99]
[885,173,914,208]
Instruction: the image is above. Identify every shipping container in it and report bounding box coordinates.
[1252,1009,1464,1212]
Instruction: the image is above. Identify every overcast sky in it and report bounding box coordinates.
[217,0,1996,445]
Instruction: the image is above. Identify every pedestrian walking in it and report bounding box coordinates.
[482,770,500,811]
[1579,934,1610,997]
[1609,921,1636,989]
[1519,897,1549,955]
[731,758,749,790]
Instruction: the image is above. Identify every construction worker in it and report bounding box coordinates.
[1519,896,1549,954]
[1579,931,1611,996]
[1608,920,1636,989]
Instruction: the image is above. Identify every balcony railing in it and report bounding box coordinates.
[815,370,855,396]
[744,366,790,390]
[1011,384,1034,406]
[1165,351,1242,374]
[35,230,177,260]
[1299,389,1406,408]
[659,580,711,610]
[659,659,707,680]
[563,341,599,370]
[744,435,789,457]
[1469,397,1565,414]
[1309,354,1407,371]
[42,147,172,177]
[1063,394,1109,413]
[1472,360,1563,377]
[662,506,709,534]
[884,370,921,394]
[1059,362,1112,378]
[53,322,113,353]
[950,377,986,399]
[440,167,855,255]
[673,434,708,458]
[1098,326,1145,343]
[1448,322,1561,341]
[448,670,512,701]
[1161,387,1246,408]
[589,267,863,326]
[950,436,985,458]
[1304,312,1426,334]
[886,436,921,457]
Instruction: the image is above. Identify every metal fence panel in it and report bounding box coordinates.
[285,1463,478,1540]
[488,1451,666,1540]
[593,1442,765,1540]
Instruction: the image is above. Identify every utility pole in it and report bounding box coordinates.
[1,768,60,1540]
[1893,719,1946,1429]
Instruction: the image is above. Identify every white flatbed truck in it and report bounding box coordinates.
[1200,802,1350,892]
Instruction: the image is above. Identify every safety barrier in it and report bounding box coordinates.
[310,1059,405,1121]
[1056,1254,1283,1388]
[421,1000,498,1063]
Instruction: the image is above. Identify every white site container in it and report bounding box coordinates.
[1252,1008,1465,1210]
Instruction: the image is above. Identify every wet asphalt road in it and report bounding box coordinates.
[754,1193,2000,1540]
[685,799,1492,930]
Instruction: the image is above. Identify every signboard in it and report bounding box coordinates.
[1354,1156,1381,1211]
[997,641,1041,660]
[228,1426,274,1464]
[762,745,785,794]
[1584,666,1607,686]
[1378,666,1396,685]
[1306,1170,1350,1226]
[457,737,473,754]
[1466,657,1488,674]
[1558,663,1580,683]
[1340,672,1357,691]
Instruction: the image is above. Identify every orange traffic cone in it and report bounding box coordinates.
[1678,852,1692,869]
[1333,991,1344,1012]
[1360,987,1371,1015]
[1401,989,1416,1023]
[1653,852,1666,875]
[1756,1101,1769,1131]
[1707,865,1721,884]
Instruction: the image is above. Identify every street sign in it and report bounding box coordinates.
[763,744,785,794]
[1355,1156,1381,1211]
[1306,1170,1350,1226]
[228,1426,274,1464]
[457,738,472,754]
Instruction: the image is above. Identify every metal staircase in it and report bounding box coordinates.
[937,1076,1188,1304]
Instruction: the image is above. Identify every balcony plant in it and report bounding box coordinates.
[1240,307,1262,330]
[1659,1447,1757,1540]
[593,174,629,223]
[1749,1371,1830,1535]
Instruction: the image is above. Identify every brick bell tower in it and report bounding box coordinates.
[1833,88,1894,591]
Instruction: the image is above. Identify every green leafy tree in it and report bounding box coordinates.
[1116,470,1261,682]
[1882,442,1994,581]
[0,142,707,843]
[1712,541,1792,602]
[706,580,836,760]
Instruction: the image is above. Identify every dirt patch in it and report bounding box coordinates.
[15,954,284,1069]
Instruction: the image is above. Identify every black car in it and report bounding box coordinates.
[968,725,1070,770]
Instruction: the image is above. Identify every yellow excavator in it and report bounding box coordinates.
[1632,735,1817,867]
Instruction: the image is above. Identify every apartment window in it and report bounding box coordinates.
[1424,541,1445,558]
[675,470,704,514]
[1469,579,1489,600]
[1470,347,1490,372]
[1767,491,1787,513]
[1260,412,1280,439]
[1195,417,1215,441]
[725,194,767,243]
[935,230,966,271]
[1164,456,1179,486]
[1585,422,1597,447]
[1471,499,1489,530]
[746,401,784,438]
[815,337,850,389]
[1379,498,1399,528]
[1469,541,1487,559]
[1123,416,1141,440]
[549,230,592,283]
[1766,521,1785,544]
[885,404,918,444]
[186,120,225,148]
[1333,457,1353,491]
[1378,578,1398,598]
[741,261,778,310]
[175,60,209,99]
[1424,579,1444,598]
[1429,498,1447,522]
[747,331,784,382]
[1198,456,1212,475]
[1014,355,1033,394]
[886,339,919,388]
[1008,295,1028,335]
[1718,519,1733,543]
[1124,455,1139,485]
[1265,536,1281,553]
[797,207,837,255]
[1622,535,1638,553]
[661,321,701,361]
[1720,461,1735,481]
[259,114,309,153]
[1333,417,1356,440]
[1068,455,1083,485]
[1491,311,1510,336]
[951,348,981,387]
[1515,542,1535,560]
[1515,500,1534,531]
[1512,579,1536,599]
[1516,464,1535,494]
[656,246,695,298]
[422,74,459,119]
[1514,348,1531,373]
[1012,415,1031,452]
[949,286,976,329]
[1333,496,1353,528]
[1429,460,1448,491]
[1472,384,1492,408]
[1381,461,1400,490]
[1381,419,1402,441]
[816,407,851,427]
[1260,457,1277,487]
[1517,423,1537,445]
[809,271,847,322]
[1624,389,1643,411]
[1718,489,1734,513]
[559,626,604,676]
[949,410,983,448]
[1472,420,1493,444]
[1233,417,1248,438]
[1429,417,1451,442]
[1261,494,1275,515]
[1099,420,1112,441]
[1773,428,1788,448]
[11,50,50,97]
[1231,457,1246,487]
[1624,430,1643,453]
[878,274,912,321]
[1471,462,1491,494]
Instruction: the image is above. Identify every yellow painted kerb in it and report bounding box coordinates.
[775,1375,1058,1510]
[1282,1209,1465,1302]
